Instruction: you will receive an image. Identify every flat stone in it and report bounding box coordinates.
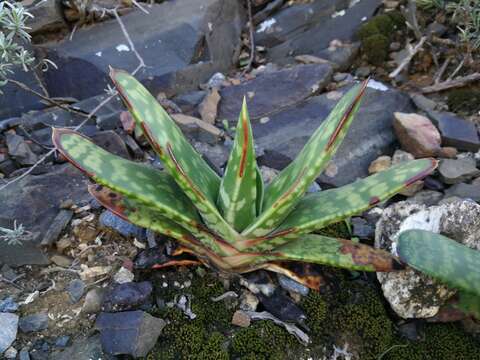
[19,348,30,360]
[50,254,73,267]
[351,217,375,239]
[90,131,130,159]
[67,279,86,304]
[393,112,441,158]
[410,93,438,113]
[438,158,480,184]
[81,288,105,314]
[42,0,244,101]
[50,335,114,360]
[0,313,18,353]
[444,183,480,202]
[26,0,66,34]
[40,209,73,246]
[19,312,48,333]
[218,63,333,123]
[102,282,152,312]
[95,311,166,357]
[267,0,381,62]
[428,111,480,152]
[171,113,222,144]
[0,164,89,266]
[4,346,17,359]
[253,82,414,186]
[6,133,38,166]
[277,274,309,296]
[406,190,443,206]
[0,297,18,313]
[99,211,146,239]
[198,88,221,124]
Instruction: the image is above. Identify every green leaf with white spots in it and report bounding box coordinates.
[217,99,257,232]
[398,229,480,296]
[240,158,437,251]
[242,81,369,238]
[110,69,240,243]
[257,234,403,272]
[87,184,239,256]
[51,128,233,251]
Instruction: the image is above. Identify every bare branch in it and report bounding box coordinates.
[421,72,480,93]
[389,37,427,78]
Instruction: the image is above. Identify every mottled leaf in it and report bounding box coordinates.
[217,99,257,231]
[455,292,480,319]
[110,69,240,243]
[260,234,403,272]
[398,229,480,296]
[242,81,368,238]
[240,159,437,251]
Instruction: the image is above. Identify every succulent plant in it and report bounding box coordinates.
[52,69,437,287]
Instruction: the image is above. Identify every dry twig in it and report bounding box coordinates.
[421,72,480,93]
[389,36,427,78]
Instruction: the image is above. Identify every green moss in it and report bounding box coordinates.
[301,291,328,336]
[232,320,304,359]
[332,284,394,360]
[317,221,351,238]
[447,88,480,114]
[362,34,390,66]
[386,10,406,29]
[358,14,395,40]
[385,323,480,360]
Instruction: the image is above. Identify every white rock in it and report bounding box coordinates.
[113,267,134,284]
[375,200,480,319]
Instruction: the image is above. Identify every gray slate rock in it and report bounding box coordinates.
[218,63,333,123]
[428,111,480,152]
[102,282,153,312]
[0,313,18,353]
[6,133,38,166]
[0,164,89,266]
[19,312,48,333]
[444,183,480,202]
[26,0,66,34]
[40,209,73,246]
[42,0,244,101]
[19,348,30,360]
[253,82,414,186]
[406,190,443,206]
[0,297,19,313]
[438,158,480,184]
[67,279,86,304]
[50,335,115,360]
[95,311,166,357]
[267,0,381,62]
[99,211,146,240]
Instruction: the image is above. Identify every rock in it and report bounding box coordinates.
[368,155,391,174]
[355,66,372,78]
[19,312,48,333]
[102,282,152,312]
[232,310,251,327]
[437,146,457,159]
[315,42,360,71]
[171,113,223,144]
[95,311,166,357]
[50,335,114,360]
[444,183,480,202]
[410,93,438,112]
[99,211,146,239]
[25,0,66,34]
[438,158,480,184]
[50,254,73,267]
[4,346,17,359]
[198,89,221,124]
[424,176,445,191]
[267,0,381,63]
[54,336,70,348]
[406,190,443,206]
[258,289,307,324]
[172,91,207,114]
[0,164,89,266]
[6,133,38,166]
[19,348,30,360]
[393,112,441,158]
[0,313,18,353]
[193,142,230,174]
[254,83,414,186]
[90,131,130,159]
[42,0,244,101]
[218,63,333,124]
[428,111,480,152]
[351,217,375,239]
[277,275,309,296]
[40,209,73,246]
[82,288,105,314]
[375,200,480,318]
[67,279,85,304]
[113,267,134,284]
[0,297,18,313]
[239,290,259,312]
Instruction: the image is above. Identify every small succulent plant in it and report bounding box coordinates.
[52,69,437,287]
[398,229,480,317]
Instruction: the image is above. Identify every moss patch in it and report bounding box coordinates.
[447,88,480,114]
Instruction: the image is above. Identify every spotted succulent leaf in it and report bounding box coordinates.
[260,234,403,272]
[217,99,257,231]
[240,159,437,251]
[242,81,368,238]
[398,229,480,296]
[455,292,480,319]
[110,69,240,243]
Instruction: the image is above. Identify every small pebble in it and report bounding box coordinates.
[232,310,251,328]
[0,297,19,312]
[4,346,17,359]
[19,313,48,333]
[67,279,85,304]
